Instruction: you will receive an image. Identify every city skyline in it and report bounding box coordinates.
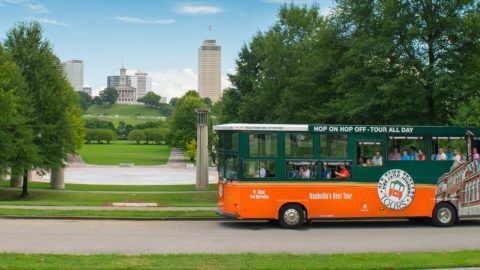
[0,0,333,99]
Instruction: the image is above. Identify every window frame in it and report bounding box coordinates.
[285,160,318,180]
[242,159,277,179]
[248,132,278,158]
[355,140,384,167]
[387,136,426,161]
[319,134,349,159]
[285,133,314,158]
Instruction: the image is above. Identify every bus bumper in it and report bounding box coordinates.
[216,209,239,219]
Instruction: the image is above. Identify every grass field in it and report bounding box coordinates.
[0,188,216,206]
[0,208,216,218]
[86,104,164,117]
[78,140,171,165]
[0,181,217,192]
[0,251,479,269]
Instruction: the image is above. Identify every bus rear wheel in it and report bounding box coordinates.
[279,204,305,229]
[432,203,457,227]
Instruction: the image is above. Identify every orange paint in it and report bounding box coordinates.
[217,179,437,220]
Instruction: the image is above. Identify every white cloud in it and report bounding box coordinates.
[262,0,316,3]
[28,17,70,27]
[115,16,175,24]
[175,4,222,15]
[319,6,332,16]
[120,68,231,102]
[0,0,48,13]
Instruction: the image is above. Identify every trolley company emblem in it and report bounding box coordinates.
[377,169,415,211]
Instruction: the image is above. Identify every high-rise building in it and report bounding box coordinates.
[198,40,221,102]
[135,71,148,99]
[82,86,92,96]
[62,60,84,92]
[115,66,137,104]
[107,75,133,88]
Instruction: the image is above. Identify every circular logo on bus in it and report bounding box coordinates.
[377,169,415,211]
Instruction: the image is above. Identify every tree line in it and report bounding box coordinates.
[215,1,480,126]
[0,22,83,194]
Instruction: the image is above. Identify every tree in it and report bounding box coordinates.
[138,91,161,107]
[185,139,196,161]
[169,97,178,108]
[0,44,38,187]
[217,3,480,125]
[169,90,206,148]
[128,130,146,144]
[202,97,212,108]
[99,87,119,107]
[92,96,102,105]
[78,91,92,112]
[450,97,480,127]
[4,22,84,193]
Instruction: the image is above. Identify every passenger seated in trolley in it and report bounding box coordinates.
[299,165,311,179]
[363,159,373,166]
[335,164,350,179]
[321,163,332,179]
[372,151,383,166]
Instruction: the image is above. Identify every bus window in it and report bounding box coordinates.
[432,137,467,161]
[220,132,238,151]
[243,160,276,178]
[321,161,352,180]
[356,141,383,166]
[388,137,425,161]
[219,154,238,180]
[285,133,313,157]
[286,161,317,179]
[249,133,277,157]
[320,134,348,158]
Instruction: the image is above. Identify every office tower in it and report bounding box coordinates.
[135,71,148,99]
[198,40,221,102]
[62,60,84,92]
[107,75,133,88]
[82,86,92,96]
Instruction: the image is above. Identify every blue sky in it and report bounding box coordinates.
[0,0,333,99]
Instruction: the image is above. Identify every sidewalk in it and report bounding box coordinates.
[0,205,216,212]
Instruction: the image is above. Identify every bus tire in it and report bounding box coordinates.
[432,202,457,227]
[279,204,305,229]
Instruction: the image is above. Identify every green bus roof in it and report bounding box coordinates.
[214,123,480,137]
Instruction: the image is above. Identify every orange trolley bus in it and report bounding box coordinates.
[214,123,480,228]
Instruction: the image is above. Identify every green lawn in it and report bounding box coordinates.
[0,188,216,206]
[0,181,217,192]
[86,104,164,117]
[78,140,171,165]
[0,251,479,269]
[0,208,216,218]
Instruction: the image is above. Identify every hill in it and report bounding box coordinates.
[86,104,164,117]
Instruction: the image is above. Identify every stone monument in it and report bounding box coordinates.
[195,108,210,191]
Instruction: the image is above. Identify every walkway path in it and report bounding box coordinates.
[166,148,186,168]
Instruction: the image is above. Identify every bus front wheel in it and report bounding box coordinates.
[279,204,305,229]
[432,203,457,227]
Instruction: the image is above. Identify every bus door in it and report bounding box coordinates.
[350,135,387,182]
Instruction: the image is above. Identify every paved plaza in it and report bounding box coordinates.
[33,149,218,185]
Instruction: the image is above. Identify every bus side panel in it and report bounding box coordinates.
[225,182,436,220]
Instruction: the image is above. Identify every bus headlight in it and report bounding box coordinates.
[218,184,224,198]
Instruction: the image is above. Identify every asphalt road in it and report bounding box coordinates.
[1,218,479,254]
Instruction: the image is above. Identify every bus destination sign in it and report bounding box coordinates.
[311,125,414,134]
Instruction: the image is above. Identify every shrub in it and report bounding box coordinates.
[84,128,117,144]
[128,130,146,144]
